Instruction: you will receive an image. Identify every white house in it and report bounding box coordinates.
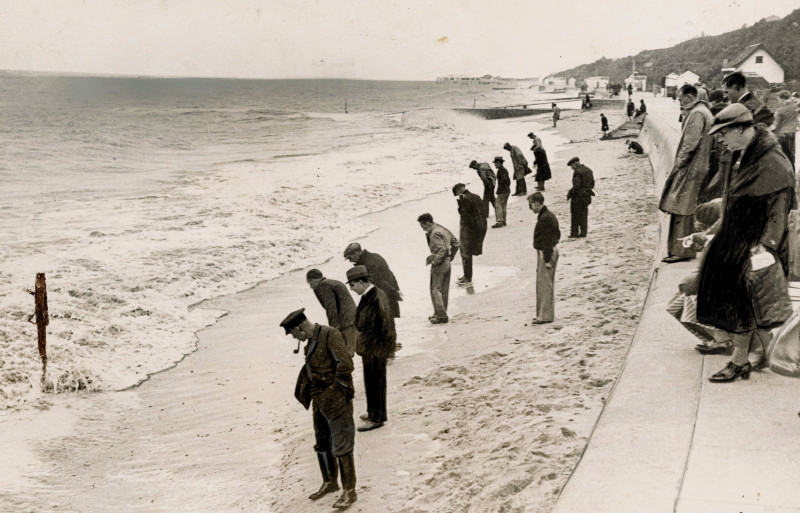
[542,76,567,90]
[624,72,647,92]
[721,43,785,84]
[584,76,609,92]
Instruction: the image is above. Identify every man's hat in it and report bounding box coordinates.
[452,182,466,195]
[527,132,535,138]
[707,103,753,135]
[343,242,361,259]
[493,156,504,163]
[346,265,370,283]
[503,142,511,149]
[567,157,580,166]
[469,160,478,167]
[280,308,306,333]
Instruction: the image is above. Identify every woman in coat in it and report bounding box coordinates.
[696,104,796,382]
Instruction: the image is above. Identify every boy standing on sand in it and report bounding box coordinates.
[279,308,358,509]
[529,193,560,324]
[552,103,561,127]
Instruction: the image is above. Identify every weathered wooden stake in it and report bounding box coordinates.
[34,273,49,375]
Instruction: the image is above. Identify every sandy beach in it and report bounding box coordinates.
[0,103,659,513]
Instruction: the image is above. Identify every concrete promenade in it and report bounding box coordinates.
[551,96,800,513]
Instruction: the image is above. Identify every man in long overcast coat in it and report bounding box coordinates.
[343,243,402,318]
[452,183,487,287]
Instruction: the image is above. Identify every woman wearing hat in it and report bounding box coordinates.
[697,103,796,382]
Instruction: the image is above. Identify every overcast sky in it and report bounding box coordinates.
[1,0,798,80]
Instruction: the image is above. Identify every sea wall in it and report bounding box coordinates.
[639,112,680,194]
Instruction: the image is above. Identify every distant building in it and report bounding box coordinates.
[721,43,784,84]
[665,71,700,88]
[584,76,610,92]
[435,75,484,83]
[567,78,577,88]
[624,71,647,92]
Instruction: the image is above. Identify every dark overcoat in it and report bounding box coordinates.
[355,250,401,318]
[458,190,487,255]
[314,278,356,331]
[533,146,552,182]
[354,287,397,360]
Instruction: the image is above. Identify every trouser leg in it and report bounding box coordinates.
[730,330,753,366]
[536,248,558,322]
[496,193,508,224]
[362,358,375,420]
[516,178,527,195]
[668,213,695,258]
[430,269,448,319]
[570,202,580,236]
[579,204,589,236]
[537,180,545,191]
[363,357,387,422]
[462,253,473,281]
[442,268,450,310]
[338,453,357,490]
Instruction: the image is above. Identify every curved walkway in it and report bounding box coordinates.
[552,96,800,513]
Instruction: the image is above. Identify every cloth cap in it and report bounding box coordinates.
[306,268,323,280]
[707,103,753,135]
[493,156,504,163]
[280,308,306,333]
[346,265,370,283]
[343,242,361,259]
[503,142,511,149]
[527,132,535,138]
[469,160,478,167]
[567,157,580,166]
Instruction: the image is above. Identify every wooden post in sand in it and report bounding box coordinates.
[33,273,49,375]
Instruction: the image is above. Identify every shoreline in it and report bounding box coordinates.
[0,105,658,512]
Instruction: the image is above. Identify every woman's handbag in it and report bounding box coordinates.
[746,251,793,328]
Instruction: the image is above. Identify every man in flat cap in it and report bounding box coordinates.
[343,243,402,319]
[503,142,529,198]
[492,156,511,228]
[452,183,487,287]
[307,269,358,356]
[347,265,396,431]
[418,213,459,324]
[279,308,357,508]
[566,157,595,238]
[528,192,560,324]
[469,160,497,219]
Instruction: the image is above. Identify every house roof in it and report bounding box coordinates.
[741,72,770,90]
[727,43,782,69]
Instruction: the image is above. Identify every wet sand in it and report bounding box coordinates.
[0,106,659,513]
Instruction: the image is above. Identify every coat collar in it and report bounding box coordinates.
[305,324,323,360]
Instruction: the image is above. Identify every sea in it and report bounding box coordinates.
[0,75,571,410]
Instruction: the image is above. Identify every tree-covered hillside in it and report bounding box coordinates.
[555,8,800,87]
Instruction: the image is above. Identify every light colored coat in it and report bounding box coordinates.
[659,100,714,215]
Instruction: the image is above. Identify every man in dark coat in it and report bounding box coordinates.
[280,308,357,508]
[566,157,594,238]
[452,183,487,287]
[626,99,635,120]
[503,142,530,197]
[635,99,647,118]
[627,140,644,154]
[492,156,511,228]
[306,269,358,357]
[722,71,774,126]
[659,84,714,263]
[343,243,401,319]
[469,160,496,218]
[532,145,551,191]
[347,265,396,431]
[600,113,609,134]
[528,193,560,324]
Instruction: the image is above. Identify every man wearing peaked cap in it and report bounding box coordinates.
[278,308,358,508]
[492,156,511,228]
[347,263,396,432]
[343,243,402,319]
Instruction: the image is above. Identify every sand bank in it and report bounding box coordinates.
[0,104,659,513]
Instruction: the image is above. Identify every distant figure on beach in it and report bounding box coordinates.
[551,103,561,127]
[492,156,511,228]
[469,160,497,219]
[279,308,358,508]
[584,93,592,109]
[532,144,551,192]
[698,104,795,383]
[343,243,402,319]
[503,142,530,198]
[306,269,358,357]
[626,99,635,120]
[600,113,609,134]
[452,183,487,287]
[635,99,647,118]
[627,140,644,154]
[528,192,560,324]
[773,90,798,167]
[347,265,396,431]
[566,157,595,238]
[627,83,633,97]
[418,213,458,324]
[722,71,774,126]
[659,84,714,264]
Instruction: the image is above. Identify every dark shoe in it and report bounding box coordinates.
[357,420,384,432]
[309,481,339,500]
[359,413,371,421]
[695,344,728,355]
[532,318,552,325]
[709,361,751,383]
[333,489,357,509]
[662,255,692,263]
[430,317,449,324]
[457,280,472,287]
[456,276,467,284]
[491,223,502,228]
[568,235,579,238]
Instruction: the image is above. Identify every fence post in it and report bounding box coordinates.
[34,273,48,376]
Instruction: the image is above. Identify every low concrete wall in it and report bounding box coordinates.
[639,113,680,196]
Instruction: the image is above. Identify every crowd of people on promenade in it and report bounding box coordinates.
[274,70,800,508]
[277,118,599,507]
[658,72,799,384]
